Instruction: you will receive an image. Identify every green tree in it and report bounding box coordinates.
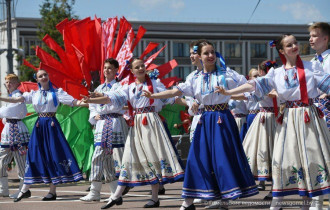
[18,0,77,81]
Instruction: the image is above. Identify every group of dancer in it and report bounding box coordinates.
[0,22,328,210]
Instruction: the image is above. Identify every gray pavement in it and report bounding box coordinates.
[1,167,329,210]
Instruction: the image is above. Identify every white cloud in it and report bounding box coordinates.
[280,2,325,22]
[131,0,185,11]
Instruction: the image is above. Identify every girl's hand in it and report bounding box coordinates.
[191,102,199,114]
[141,90,152,98]
[94,114,101,121]
[215,86,230,95]
[80,94,90,103]
[268,89,278,98]
[89,91,103,98]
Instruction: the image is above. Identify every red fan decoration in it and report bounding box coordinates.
[23,16,180,100]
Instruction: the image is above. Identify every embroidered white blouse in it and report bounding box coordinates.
[107,79,174,110]
[22,88,76,113]
[176,66,247,105]
[252,60,329,101]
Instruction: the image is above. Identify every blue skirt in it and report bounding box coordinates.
[24,116,83,185]
[239,113,257,142]
[182,110,258,200]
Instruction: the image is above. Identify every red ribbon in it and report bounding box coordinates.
[279,54,308,105]
[127,74,154,124]
[272,97,278,117]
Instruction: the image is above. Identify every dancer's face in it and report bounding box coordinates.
[103,62,118,81]
[190,47,200,66]
[36,70,49,85]
[199,44,216,67]
[131,59,146,79]
[309,28,328,52]
[279,35,299,58]
[5,79,19,93]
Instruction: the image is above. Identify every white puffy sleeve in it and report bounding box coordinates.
[175,74,195,97]
[155,79,175,105]
[252,67,276,98]
[312,62,330,94]
[104,84,128,108]
[57,88,76,106]
[22,90,35,104]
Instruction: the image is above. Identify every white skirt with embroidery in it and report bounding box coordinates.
[118,112,185,186]
[243,112,275,181]
[272,105,330,197]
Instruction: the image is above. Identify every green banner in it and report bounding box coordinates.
[22,104,94,173]
[159,104,185,135]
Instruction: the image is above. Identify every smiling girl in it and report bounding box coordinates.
[216,34,330,209]
[0,69,85,202]
[142,40,258,210]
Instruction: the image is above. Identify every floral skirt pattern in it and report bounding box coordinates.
[272,105,330,197]
[24,117,83,185]
[117,112,184,187]
[243,112,276,181]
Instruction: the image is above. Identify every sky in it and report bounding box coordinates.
[4,0,330,24]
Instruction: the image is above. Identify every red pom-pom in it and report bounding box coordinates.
[142,116,148,125]
[316,107,324,118]
[159,114,166,122]
[304,110,310,123]
[217,116,222,124]
[276,114,284,124]
[127,119,134,127]
[260,115,265,124]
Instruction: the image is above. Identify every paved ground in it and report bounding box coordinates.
[1,168,329,210]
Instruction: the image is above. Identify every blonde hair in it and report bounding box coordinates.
[248,68,258,78]
[5,74,19,83]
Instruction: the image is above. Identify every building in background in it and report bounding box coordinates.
[0,17,315,93]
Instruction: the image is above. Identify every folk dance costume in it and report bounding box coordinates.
[0,90,29,197]
[177,66,258,200]
[82,81,129,201]
[239,96,260,142]
[312,49,330,131]
[89,81,128,179]
[242,95,276,181]
[229,99,248,133]
[22,88,83,185]
[252,58,330,197]
[106,78,184,187]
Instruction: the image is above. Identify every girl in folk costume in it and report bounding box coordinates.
[241,60,279,200]
[0,74,29,199]
[217,34,330,210]
[309,21,330,210]
[80,58,129,202]
[0,69,85,202]
[83,58,184,209]
[143,40,258,210]
[239,68,260,142]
